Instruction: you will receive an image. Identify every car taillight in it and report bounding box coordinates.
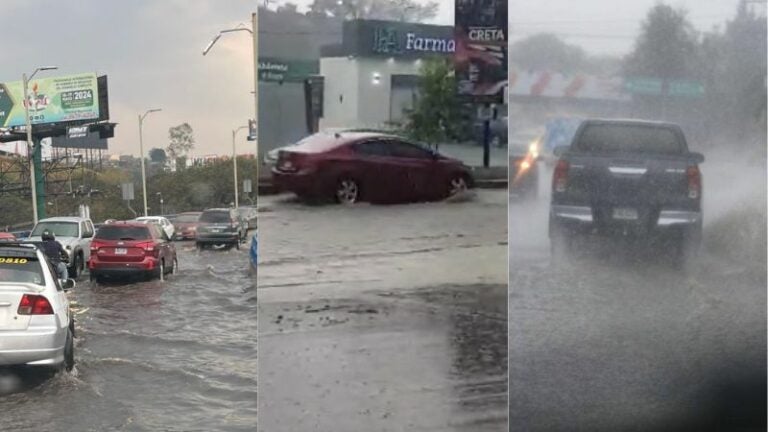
[90,241,103,253]
[553,160,569,193]
[687,165,701,199]
[18,294,54,315]
[138,242,157,257]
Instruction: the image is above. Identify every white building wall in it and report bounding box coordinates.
[319,57,359,130]
[320,56,426,130]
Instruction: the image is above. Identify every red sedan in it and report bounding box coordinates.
[173,212,202,240]
[88,221,177,283]
[272,132,475,204]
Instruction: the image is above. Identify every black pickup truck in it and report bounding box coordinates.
[549,119,705,263]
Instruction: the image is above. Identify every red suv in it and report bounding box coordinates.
[88,221,177,283]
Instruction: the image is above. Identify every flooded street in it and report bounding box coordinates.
[0,244,257,432]
[509,159,767,431]
[258,190,508,431]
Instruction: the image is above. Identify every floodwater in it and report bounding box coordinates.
[509,158,767,431]
[0,244,257,432]
[258,190,509,431]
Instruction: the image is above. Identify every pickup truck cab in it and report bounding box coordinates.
[26,217,95,278]
[549,119,704,264]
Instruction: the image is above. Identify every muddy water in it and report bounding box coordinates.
[0,245,257,432]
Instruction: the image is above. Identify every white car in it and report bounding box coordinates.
[0,242,75,371]
[26,217,95,279]
[135,216,175,240]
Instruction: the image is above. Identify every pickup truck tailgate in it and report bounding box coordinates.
[564,153,695,225]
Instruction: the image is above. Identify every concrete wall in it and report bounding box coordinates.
[258,82,308,155]
[320,57,424,130]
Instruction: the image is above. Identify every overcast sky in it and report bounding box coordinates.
[4,0,256,157]
[4,0,749,156]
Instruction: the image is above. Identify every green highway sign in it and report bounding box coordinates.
[624,78,663,95]
[668,80,705,96]
[624,77,705,97]
[259,58,318,83]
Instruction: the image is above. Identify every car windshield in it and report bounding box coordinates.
[0,256,44,285]
[200,211,230,223]
[96,226,151,240]
[31,222,78,238]
[175,214,200,223]
[575,124,684,154]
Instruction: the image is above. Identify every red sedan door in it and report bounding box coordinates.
[385,140,441,200]
[349,140,413,203]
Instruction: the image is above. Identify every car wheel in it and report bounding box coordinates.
[674,225,701,270]
[158,260,165,281]
[68,254,81,279]
[335,177,360,205]
[447,175,468,198]
[63,327,74,372]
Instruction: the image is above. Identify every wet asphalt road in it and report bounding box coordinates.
[258,190,508,431]
[509,159,767,431]
[0,243,256,431]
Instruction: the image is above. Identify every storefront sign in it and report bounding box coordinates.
[455,0,508,103]
[372,27,455,55]
[0,73,100,128]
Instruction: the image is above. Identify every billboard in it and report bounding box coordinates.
[0,73,100,128]
[50,126,108,149]
[455,0,508,103]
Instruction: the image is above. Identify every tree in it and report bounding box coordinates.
[308,0,438,22]
[402,58,471,144]
[510,34,588,73]
[167,123,195,160]
[623,4,700,80]
[148,148,167,164]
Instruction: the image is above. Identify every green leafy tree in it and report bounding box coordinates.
[167,123,195,165]
[402,58,471,144]
[623,4,700,80]
[308,0,438,22]
[149,148,167,164]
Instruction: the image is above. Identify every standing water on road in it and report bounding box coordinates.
[0,245,257,432]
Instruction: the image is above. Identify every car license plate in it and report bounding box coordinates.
[115,248,127,255]
[211,228,221,232]
[612,208,639,220]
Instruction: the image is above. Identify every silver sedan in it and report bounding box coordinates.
[0,243,75,371]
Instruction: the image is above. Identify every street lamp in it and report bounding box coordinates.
[23,65,58,224]
[202,22,257,117]
[138,108,161,217]
[232,126,248,208]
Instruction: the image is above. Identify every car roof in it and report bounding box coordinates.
[37,217,85,223]
[103,221,151,228]
[136,216,164,220]
[0,243,42,258]
[286,131,402,154]
[581,118,680,128]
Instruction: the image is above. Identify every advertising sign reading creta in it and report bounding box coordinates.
[455,0,508,103]
[0,73,100,128]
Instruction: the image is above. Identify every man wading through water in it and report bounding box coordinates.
[40,229,68,280]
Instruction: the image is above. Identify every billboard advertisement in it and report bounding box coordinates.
[0,73,100,128]
[50,126,108,149]
[455,0,508,103]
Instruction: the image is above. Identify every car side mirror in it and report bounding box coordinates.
[689,152,705,164]
[62,279,76,291]
[553,146,569,157]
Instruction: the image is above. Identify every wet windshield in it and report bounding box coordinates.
[96,226,151,240]
[31,222,78,238]
[175,214,200,223]
[0,257,44,285]
[199,211,230,223]
[575,124,684,154]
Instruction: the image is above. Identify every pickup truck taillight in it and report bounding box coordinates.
[687,166,701,199]
[553,160,569,193]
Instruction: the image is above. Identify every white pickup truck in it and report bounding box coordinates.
[25,216,95,278]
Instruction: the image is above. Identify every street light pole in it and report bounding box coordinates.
[138,108,161,217]
[232,126,247,209]
[23,66,58,224]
